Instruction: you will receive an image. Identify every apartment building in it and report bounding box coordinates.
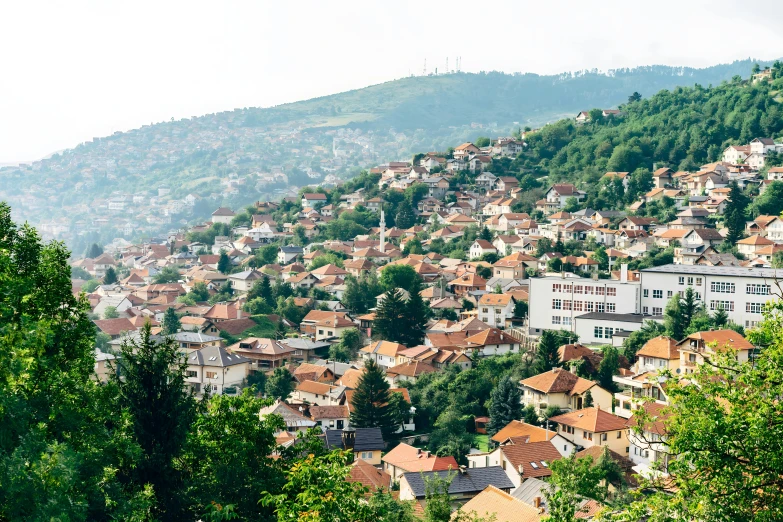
[527,275,640,335]
[639,265,777,329]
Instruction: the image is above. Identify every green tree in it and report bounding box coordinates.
[583,390,594,408]
[479,226,492,242]
[103,305,120,319]
[711,305,728,328]
[395,199,416,229]
[724,181,750,244]
[596,345,620,393]
[486,376,522,436]
[188,281,211,302]
[664,294,686,340]
[627,91,642,103]
[379,264,419,293]
[85,242,104,258]
[534,330,561,373]
[217,250,232,274]
[81,278,101,293]
[162,307,181,335]
[309,252,345,270]
[428,408,474,466]
[331,327,362,362]
[750,181,783,216]
[248,275,275,307]
[103,266,118,284]
[400,276,430,346]
[545,452,614,522]
[680,286,702,328]
[622,320,666,362]
[373,288,408,344]
[265,367,293,401]
[475,137,491,148]
[110,323,197,519]
[350,360,395,436]
[154,265,181,284]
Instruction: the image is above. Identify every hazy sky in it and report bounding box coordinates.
[2,0,782,163]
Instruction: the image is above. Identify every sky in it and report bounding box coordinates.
[1,0,782,164]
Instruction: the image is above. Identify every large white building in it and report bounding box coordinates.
[528,275,641,336]
[639,265,776,329]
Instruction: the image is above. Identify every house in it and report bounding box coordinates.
[227,269,264,293]
[171,331,223,352]
[184,345,250,395]
[466,440,563,488]
[489,420,572,450]
[280,338,332,363]
[301,193,327,208]
[677,329,754,374]
[543,184,586,210]
[477,294,515,329]
[226,337,296,369]
[463,328,520,356]
[448,273,487,296]
[299,310,354,341]
[612,336,678,418]
[625,402,671,476]
[325,427,385,465]
[291,362,336,383]
[652,168,673,188]
[310,405,350,432]
[211,207,236,224]
[736,235,774,257]
[259,399,317,433]
[519,368,613,413]
[93,349,115,383]
[453,142,481,159]
[360,340,408,369]
[469,240,497,260]
[278,246,304,264]
[381,443,458,482]
[476,172,498,189]
[347,459,393,495]
[467,485,545,522]
[496,177,519,192]
[575,111,590,124]
[93,318,136,339]
[421,177,450,199]
[549,407,629,454]
[398,467,514,506]
[292,380,341,405]
[385,361,437,385]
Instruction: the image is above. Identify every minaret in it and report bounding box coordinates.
[379,210,386,253]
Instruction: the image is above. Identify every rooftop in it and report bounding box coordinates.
[642,264,783,279]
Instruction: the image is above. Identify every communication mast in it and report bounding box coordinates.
[423,58,427,76]
[446,57,449,73]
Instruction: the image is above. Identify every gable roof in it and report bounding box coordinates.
[549,407,627,433]
[520,368,596,395]
[500,440,562,478]
[187,345,250,367]
[381,443,458,473]
[402,467,514,499]
[348,459,392,494]
[325,427,385,451]
[461,485,542,522]
[491,420,557,444]
[636,336,679,360]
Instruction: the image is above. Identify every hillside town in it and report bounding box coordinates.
[66,124,783,519]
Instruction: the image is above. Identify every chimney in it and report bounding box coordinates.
[341,427,356,450]
[518,464,523,475]
[620,263,628,283]
[459,465,467,475]
[534,496,541,509]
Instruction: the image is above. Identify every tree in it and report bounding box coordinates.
[110,323,197,519]
[265,367,294,401]
[664,294,686,340]
[350,360,395,436]
[188,281,210,302]
[534,330,561,373]
[85,242,104,258]
[680,286,702,328]
[379,264,419,293]
[622,320,665,362]
[400,276,430,346]
[479,226,492,242]
[751,181,783,216]
[309,252,345,270]
[544,452,614,522]
[162,307,181,335]
[248,276,274,307]
[332,327,362,362]
[583,390,594,408]
[428,408,475,466]
[712,305,728,328]
[486,376,522,436]
[436,307,458,321]
[154,265,181,284]
[596,345,620,393]
[103,305,120,319]
[103,266,118,284]
[461,298,475,312]
[217,250,232,274]
[81,278,101,293]
[373,288,408,344]
[395,200,416,229]
[724,181,750,244]
[475,137,491,148]
[627,91,642,103]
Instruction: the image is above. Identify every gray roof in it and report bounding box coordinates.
[511,477,549,507]
[229,269,262,280]
[187,345,250,367]
[312,359,358,376]
[281,338,331,350]
[280,246,304,253]
[172,331,223,343]
[573,312,663,323]
[642,264,783,279]
[325,428,385,452]
[94,348,116,362]
[402,467,514,499]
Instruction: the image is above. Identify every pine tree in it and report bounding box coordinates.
[584,390,594,408]
[217,250,231,274]
[534,330,561,373]
[401,277,430,346]
[724,181,750,244]
[479,226,492,242]
[85,242,103,258]
[111,323,196,519]
[597,345,620,393]
[664,294,686,340]
[681,286,702,329]
[162,307,181,335]
[265,367,294,401]
[395,200,415,229]
[712,305,728,328]
[249,275,274,307]
[373,288,407,344]
[350,359,394,436]
[103,266,118,284]
[486,376,522,436]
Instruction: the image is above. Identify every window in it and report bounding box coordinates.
[607,303,616,313]
[746,320,759,328]
[563,300,572,311]
[186,370,197,378]
[746,302,763,314]
[563,284,572,292]
[710,282,735,293]
[584,431,593,441]
[601,433,608,442]
[552,283,561,293]
[643,306,649,314]
[318,329,324,335]
[617,431,622,439]
[494,308,501,314]
[482,308,488,313]
[653,289,663,299]
[552,316,561,325]
[747,283,771,295]
[562,317,572,326]
[607,288,617,297]
[667,290,673,298]
[678,276,685,285]
[605,327,614,338]
[696,277,703,286]
[552,299,562,310]
[596,287,605,296]
[653,307,662,316]
[530,461,539,469]
[688,276,694,285]
[205,371,217,379]
[596,302,605,313]
[709,300,734,312]
[586,302,594,312]
[585,286,594,295]
[574,285,583,294]
[594,326,603,339]
[574,301,583,312]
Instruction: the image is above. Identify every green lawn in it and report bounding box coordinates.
[473,434,490,452]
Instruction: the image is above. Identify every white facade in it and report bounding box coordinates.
[528,276,641,336]
[639,265,776,330]
[572,313,661,346]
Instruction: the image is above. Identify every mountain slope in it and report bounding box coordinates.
[0,59,773,249]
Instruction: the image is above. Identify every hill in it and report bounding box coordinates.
[0,58,773,250]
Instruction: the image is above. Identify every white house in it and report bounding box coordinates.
[184,345,250,395]
[246,222,276,242]
[469,240,497,260]
[211,207,236,224]
[477,293,515,329]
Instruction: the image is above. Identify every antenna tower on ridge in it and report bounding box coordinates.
[423,58,427,76]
